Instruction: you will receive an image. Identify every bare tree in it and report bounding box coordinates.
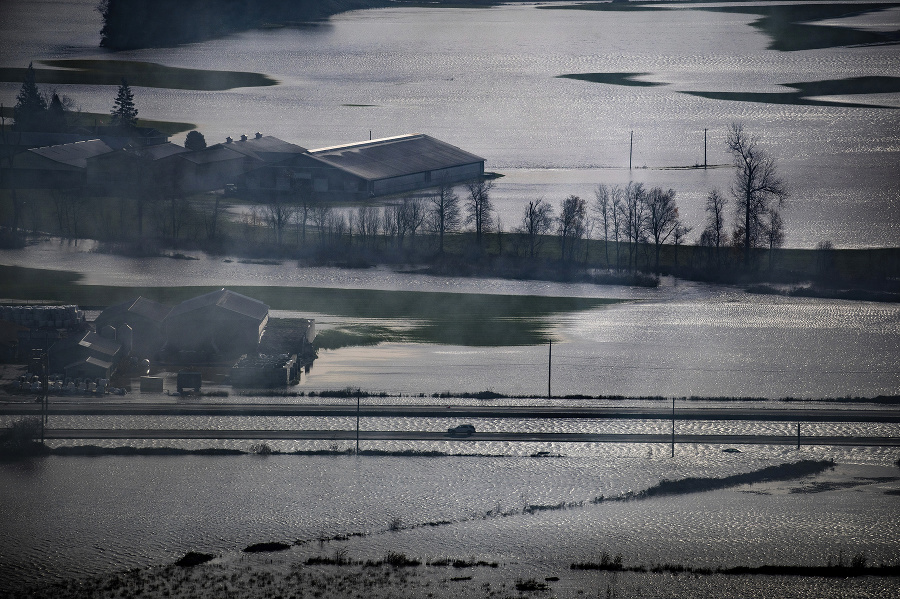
[592,184,612,268]
[263,194,295,245]
[644,187,680,274]
[700,188,728,267]
[353,205,379,248]
[621,182,648,271]
[608,186,624,270]
[765,209,785,271]
[671,222,693,271]
[428,179,461,254]
[557,195,586,263]
[727,123,788,267]
[205,193,222,240]
[518,198,554,258]
[464,178,495,248]
[403,197,426,247]
[312,203,333,242]
[293,178,313,246]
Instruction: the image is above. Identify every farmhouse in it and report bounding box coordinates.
[163,289,269,358]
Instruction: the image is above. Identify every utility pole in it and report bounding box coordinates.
[629,130,633,170]
[356,389,361,454]
[703,128,707,169]
[670,397,675,457]
[797,422,801,450]
[547,342,552,399]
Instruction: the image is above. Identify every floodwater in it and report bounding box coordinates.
[1,1,899,247]
[1,452,899,593]
[2,239,898,398]
[2,2,900,594]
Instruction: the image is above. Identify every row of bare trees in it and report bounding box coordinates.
[698,123,788,270]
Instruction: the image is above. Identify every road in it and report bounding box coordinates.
[41,428,900,446]
[3,401,899,423]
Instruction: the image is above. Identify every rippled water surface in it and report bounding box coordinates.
[1,1,898,247]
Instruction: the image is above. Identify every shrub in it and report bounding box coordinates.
[0,417,45,457]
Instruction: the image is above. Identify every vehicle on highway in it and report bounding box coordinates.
[447,424,476,436]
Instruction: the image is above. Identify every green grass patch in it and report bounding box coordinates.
[0,264,618,347]
[0,105,196,136]
[314,325,399,350]
[558,72,665,87]
[0,60,276,91]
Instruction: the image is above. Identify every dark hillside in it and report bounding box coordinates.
[98,0,512,49]
[99,0,393,49]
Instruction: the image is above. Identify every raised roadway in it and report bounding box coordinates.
[40,428,900,446]
[2,401,899,423]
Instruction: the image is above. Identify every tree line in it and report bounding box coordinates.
[5,63,138,134]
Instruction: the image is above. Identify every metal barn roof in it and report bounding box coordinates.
[101,296,172,323]
[307,134,484,181]
[226,135,307,162]
[167,289,269,322]
[179,145,245,165]
[28,139,114,169]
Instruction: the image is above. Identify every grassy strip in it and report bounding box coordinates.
[558,72,665,87]
[560,71,900,109]
[591,460,834,504]
[0,105,195,136]
[747,283,900,303]
[0,60,276,91]
[572,559,900,577]
[542,2,900,52]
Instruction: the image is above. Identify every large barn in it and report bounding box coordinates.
[285,134,485,199]
[163,289,269,358]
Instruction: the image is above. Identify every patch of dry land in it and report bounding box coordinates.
[10,462,899,599]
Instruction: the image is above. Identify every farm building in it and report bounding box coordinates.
[87,142,188,195]
[94,296,172,359]
[285,134,485,200]
[49,331,122,375]
[4,139,114,189]
[163,289,269,359]
[232,134,309,198]
[176,143,248,193]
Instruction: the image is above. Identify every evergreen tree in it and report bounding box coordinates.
[110,78,138,129]
[46,93,67,132]
[185,130,207,151]
[13,63,47,131]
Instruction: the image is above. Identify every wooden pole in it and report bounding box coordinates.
[703,128,707,169]
[547,342,552,399]
[797,422,801,450]
[356,389,361,454]
[629,130,633,170]
[670,397,675,457]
